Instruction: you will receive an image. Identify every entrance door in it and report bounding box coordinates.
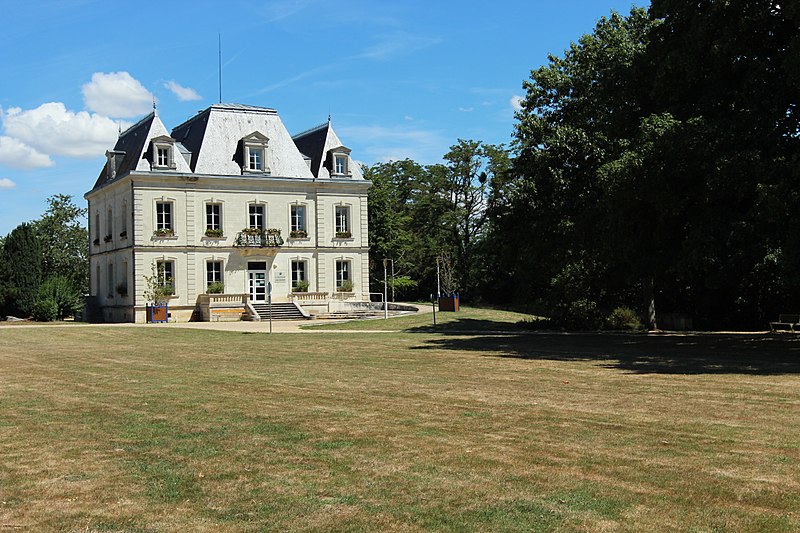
[248,270,267,301]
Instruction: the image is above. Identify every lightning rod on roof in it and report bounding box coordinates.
[218,33,223,104]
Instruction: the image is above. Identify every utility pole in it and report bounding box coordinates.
[390,258,395,302]
[383,259,388,319]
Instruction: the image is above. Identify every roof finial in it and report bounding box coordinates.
[153,95,157,114]
[118,121,122,137]
[328,112,331,124]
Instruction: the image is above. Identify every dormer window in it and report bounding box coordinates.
[150,136,177,170]
[335,155,347,175]
[241,132,270,175]
[329,146,352,177]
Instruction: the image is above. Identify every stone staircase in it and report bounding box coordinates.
[250,302,308,321]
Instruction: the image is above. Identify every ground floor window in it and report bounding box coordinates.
[291,260,308,292]
[107,263,114,297]
[156,260,175,294]
[335,260,351,291]
[206,261,223,292]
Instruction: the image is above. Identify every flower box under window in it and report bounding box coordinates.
[119,230,127,239]
[289,230,308,239]
[93,238,100,246]
[153,228,175,237]
[104,234,113,243]
[335,231,352,239]
[204,228,224,238]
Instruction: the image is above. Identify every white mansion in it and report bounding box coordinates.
[85,103,371,322]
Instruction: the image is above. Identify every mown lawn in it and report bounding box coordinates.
[0,322,798,531]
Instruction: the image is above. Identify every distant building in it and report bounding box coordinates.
[85,104,370,322]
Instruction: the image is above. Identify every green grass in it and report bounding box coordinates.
[0,319,799,531]
[302,305,539,332]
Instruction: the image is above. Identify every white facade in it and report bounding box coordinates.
[85,104,370,323]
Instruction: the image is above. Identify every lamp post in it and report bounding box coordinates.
[382,258,388,319]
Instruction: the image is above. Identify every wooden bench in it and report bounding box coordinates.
[210,308,244,322]
[770,314,800,332]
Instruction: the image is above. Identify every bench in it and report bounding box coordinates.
[210,308,244,322]
[770,314,800,333]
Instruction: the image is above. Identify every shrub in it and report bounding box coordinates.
[207,281,225,294]
[32,298,58,322]
[293,280,309,293]
[38,275,81,319]
[605,306,643,330]
[337,280,353,292]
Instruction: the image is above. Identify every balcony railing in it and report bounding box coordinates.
[234,229,284,248]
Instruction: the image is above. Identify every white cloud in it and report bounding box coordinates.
[510,95,524,112]
[164,80,201,101]
[357,32,442,61]
[82,72,153,117]
[459,107,474,113]
[0,177,17,189]
[0,136,53,169]
[3,103,128,159]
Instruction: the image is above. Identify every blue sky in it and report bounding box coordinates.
[0,0,645,235]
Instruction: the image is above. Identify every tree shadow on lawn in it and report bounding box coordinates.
[409,328,800,375]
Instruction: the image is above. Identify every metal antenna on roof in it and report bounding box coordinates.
[218,33,223,104]
[118,121,122,137]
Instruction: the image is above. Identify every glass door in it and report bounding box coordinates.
[248,270,267,301]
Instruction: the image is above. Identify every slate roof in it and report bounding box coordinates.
[291,122,329,178]
[90,113,155,191]
[88,104,362,195]
[170,104,313,178]
[292,120,364,180]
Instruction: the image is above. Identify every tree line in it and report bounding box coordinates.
[367,1,800,330]
[0,195,88,321]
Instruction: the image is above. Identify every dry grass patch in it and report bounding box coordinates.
[0,325,798,531]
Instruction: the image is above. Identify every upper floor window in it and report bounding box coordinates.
[249,204,265,230]
[206,203,222,231]
[290,205,306,236]
[151,136,176,170]
[335,205,350,238]
[241,132,270,175]
[329,146,352,176]
[334,155,347,175]
[120,200,128,235]
[156,202,173,231]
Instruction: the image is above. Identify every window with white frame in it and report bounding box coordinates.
[335,205,350,236]
[152,137,176,170]
[107,263,114,297]
[120,201,128,235]
[206,260,223,288]
[334,154,348,175]
[156,260,175,293]
[106,208,113,240]
[330,147,351,176]
[249,204,265,229]
[335,260,350,289]
[291,260,307,290]
[241,132,270,174]
[95,265,100,296]
[156,202,173,231]
[206,203,222,231]
[290,205,306,236]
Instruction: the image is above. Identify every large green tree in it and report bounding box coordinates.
[0,223,43,317]
[497,1,800,329]
[31,194,89,294]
